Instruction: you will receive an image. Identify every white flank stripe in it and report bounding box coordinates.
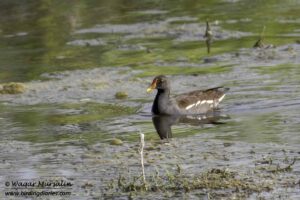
[186,97,222,110]
[206,100,214,104]
[197,115,206,120]
[185,104,195,110]
[218,94,226,102]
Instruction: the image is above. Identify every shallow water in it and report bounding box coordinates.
[0,0,300,199]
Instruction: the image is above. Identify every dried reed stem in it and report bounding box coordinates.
[139,132,146,184]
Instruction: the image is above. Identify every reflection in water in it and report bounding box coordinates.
[152,112,229,139]
[152,115,177,139]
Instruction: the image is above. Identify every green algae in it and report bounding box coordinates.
[1,1,299,82]
[1,103,138,143]
[48,102,138,125]
[253,64,299,75]
[134,64,232,77]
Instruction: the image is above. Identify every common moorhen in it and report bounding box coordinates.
[147,75,229,115]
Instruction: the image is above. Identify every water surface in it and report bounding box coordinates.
[0,0,300,199]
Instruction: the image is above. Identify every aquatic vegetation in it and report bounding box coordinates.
[253,26,274,49]
[255,156,297,173]
[48,102,138,124]
[204,20,213,54]
[0,1,300,199]
[105,167,273,198]
[110,138,123,145]
[253,64,299,75]
[100,134,299,199]
[0,82,25,94]
[135,64,232,77]
[115,91,128,99]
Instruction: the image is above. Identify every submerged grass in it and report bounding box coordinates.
[255,156,297,173]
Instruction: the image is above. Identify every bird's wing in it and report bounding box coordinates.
[175,87,229,111]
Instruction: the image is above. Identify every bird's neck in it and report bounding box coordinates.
[152,89,170,114]
[156,89,170,102]
[158,88,169,95]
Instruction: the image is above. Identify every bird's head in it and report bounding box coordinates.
[147,75,170,93]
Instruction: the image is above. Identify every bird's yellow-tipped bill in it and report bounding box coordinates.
[147,80,157,93]
[146,87,153,93]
